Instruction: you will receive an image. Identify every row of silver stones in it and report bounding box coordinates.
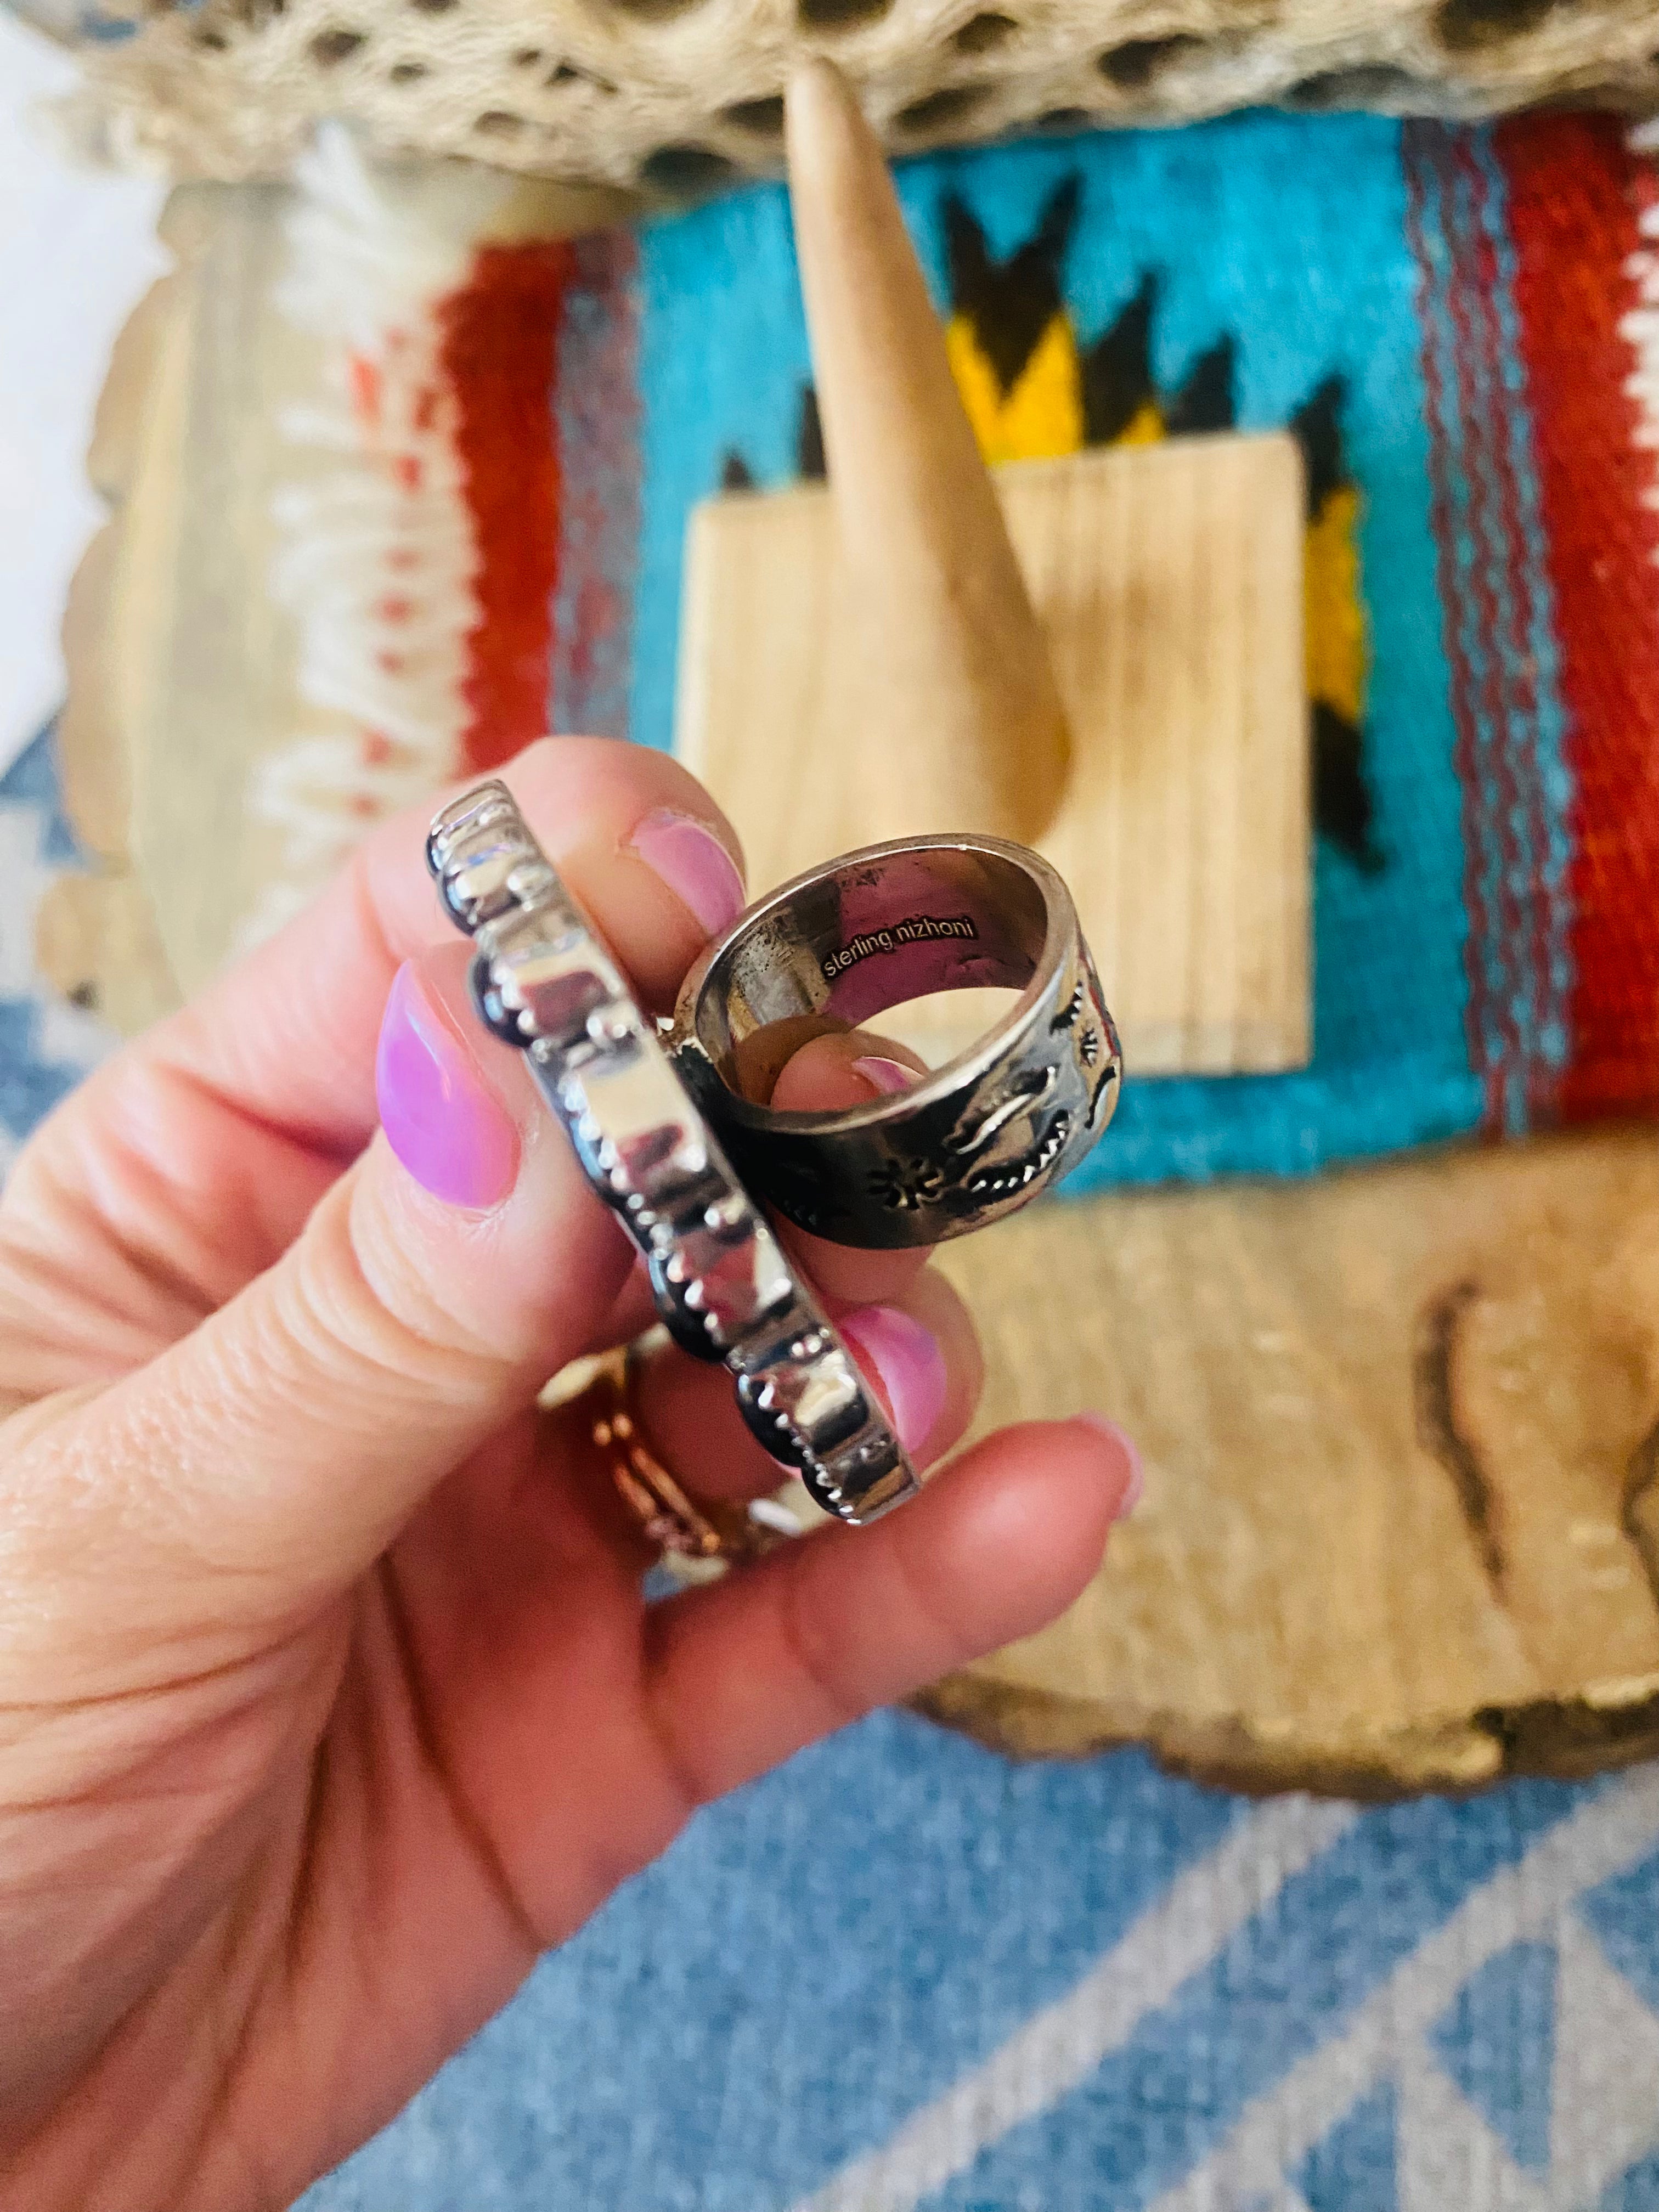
[425,783,916,1526]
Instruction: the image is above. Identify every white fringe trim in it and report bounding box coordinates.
[241,125,492,951]
[1622,125,1659,540]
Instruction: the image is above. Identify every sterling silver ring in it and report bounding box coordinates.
[670,835,1121,1250]
[427,780,918,1526]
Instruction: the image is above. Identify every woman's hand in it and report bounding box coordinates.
[0,739,1135,2211]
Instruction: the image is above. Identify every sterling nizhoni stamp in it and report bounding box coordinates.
[821,913,978,981]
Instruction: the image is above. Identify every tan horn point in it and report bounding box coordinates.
[785,58,1072,847]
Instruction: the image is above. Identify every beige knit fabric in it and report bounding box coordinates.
[51,0,1659,188]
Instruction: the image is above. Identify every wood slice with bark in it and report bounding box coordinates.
[924,1128,1659,1795]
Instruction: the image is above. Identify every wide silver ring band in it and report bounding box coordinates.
[670,834,1121,1251]
[426,781,919,1526]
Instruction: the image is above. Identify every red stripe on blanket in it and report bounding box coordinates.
[1458,134,1558,1122]
[1403,124,1519,1128]
[1497,116,1659,1122]
[1449,133,1538,1125]
[549,232,643,739]
[439,241,574,771]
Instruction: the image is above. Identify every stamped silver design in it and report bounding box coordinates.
[427,781,918,1526]
[671,833,1122,1251]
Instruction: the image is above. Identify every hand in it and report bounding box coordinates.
[0,739,1136,2211]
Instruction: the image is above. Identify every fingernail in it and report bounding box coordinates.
[840,1304,949,1457]
[375,963,520,1209]
[628,809,746,938]
[1074,1412,1143,1518]
[853,1056,918,1097]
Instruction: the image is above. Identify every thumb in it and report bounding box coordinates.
[43,945,633,1632]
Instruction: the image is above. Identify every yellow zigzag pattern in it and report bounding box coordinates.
[940,239,1368,770]
[946,312,1158,464]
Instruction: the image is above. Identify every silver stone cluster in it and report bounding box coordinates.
[426,781,918,1526]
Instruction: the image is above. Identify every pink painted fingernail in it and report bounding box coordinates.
[628,809,746,937]
[375,963,520,1210]
[840,1304,949,1457]
[853,1056,918,1096]
[1074,1412,1143,1518]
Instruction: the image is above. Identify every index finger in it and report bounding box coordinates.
[766,1023,932,1306]
[0,741,747,1375]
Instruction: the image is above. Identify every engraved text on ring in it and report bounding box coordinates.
[821,914,979,981]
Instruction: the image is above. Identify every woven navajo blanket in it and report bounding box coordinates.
[195,106,1659,1203]
[297,1734,1659,2209]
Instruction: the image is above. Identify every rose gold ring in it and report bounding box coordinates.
[583,1353,802,1565]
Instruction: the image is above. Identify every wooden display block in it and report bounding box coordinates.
[675,433,1310,1077]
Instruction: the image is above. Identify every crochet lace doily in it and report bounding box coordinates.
[35,0,1659,187]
